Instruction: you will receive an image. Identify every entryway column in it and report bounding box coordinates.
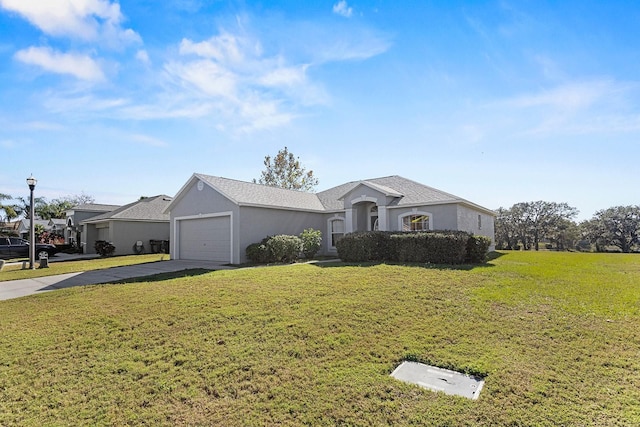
[345,208,354,233]
[378,206,388,231]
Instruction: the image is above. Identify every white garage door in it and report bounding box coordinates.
[178,216,231,262]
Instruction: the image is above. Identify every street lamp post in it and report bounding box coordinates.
[26,174,37,269]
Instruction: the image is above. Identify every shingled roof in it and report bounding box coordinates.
[82,195,172,223]
[66,203,121,213]
[316,175,479,211]
[186,174,493,215]
[196,174,326,212]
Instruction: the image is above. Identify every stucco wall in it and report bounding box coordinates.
[169,180,240,260]
[82,223,100,254]
[388,204,459,231]
[83,221,169,255]
[238,206,325,263]
[110,221,170,256]
[456,205,496,247]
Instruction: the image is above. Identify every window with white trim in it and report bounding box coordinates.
[401,214,430,231]
[330,218,345,247]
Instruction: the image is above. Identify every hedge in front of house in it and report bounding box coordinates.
[246,235,303,264]
[336,231,490,264]
[390,231,469,264]
[466,234,493,263]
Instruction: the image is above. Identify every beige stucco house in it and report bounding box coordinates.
[166,174,495,264]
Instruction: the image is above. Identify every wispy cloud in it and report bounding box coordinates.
[0,139,17,149]
[0,0,140,46]
[15,46,105,81]
[333,1,353,18]
[504,80,622,111]
[135,49,150,65]
[129,134,168,147]
[156,31,326,132]
[7,9,388,134]
[495,79,640,136]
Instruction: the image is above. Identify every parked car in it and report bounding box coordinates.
[0,237,58,260]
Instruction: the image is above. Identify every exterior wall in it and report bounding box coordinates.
[238,206,325,263]
[169,181,240,261]
[110,221,170,256]
[84,221,169,255]
[456,205,496,248]
[67,210,113,245]
[388,204,459,231]
[82,223,101,254]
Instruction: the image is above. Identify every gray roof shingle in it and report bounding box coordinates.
[67,203,121,213]
[197,174,326,211]
[83,195,172,223]
[190,174,493,215]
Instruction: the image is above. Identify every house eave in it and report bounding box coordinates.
[238,202,326,213]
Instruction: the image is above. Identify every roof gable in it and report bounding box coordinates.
[83,195,172,223]
[338,181,404,200]
[168,174,326,212]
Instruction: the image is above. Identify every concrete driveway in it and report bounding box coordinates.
[0,259,230,301]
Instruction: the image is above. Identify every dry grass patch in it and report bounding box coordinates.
[1,252,639,425]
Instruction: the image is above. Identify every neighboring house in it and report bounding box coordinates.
[0,220,21,236]
[48,218,67,237]
[17,219,50,240]
[166,174,496,264]
[65,203,121,247]
[81,196,172,256]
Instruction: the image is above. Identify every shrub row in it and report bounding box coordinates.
[335,231,491,264]
[246,229,322,264]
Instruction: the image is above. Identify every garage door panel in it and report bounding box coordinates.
[179,216,231,262]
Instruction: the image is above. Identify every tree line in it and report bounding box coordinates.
[0,193,94,223]
[495,202,640,253]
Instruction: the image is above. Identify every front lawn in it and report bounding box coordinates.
[0,251,639,425]
[0,254,168,281]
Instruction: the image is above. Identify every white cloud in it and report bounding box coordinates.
[0,139,17,149]
[493,79,640,136]
[130,134,168,147]
[258,65,308,87]
[136,49,150,65]
[505,80,619,111]
[333,1,353,18]
[0,0,140,45]
[15,46,105,81]
[179,33,250,64]
[165,60,238,99]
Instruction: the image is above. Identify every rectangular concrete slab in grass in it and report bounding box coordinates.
[391,361,485,400]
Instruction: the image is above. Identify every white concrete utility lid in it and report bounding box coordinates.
[391,361,485,400]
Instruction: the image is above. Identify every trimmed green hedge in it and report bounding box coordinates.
[246,235,302,263]
[336,231,491,264]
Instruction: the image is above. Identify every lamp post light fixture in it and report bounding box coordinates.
[26,174,37,269]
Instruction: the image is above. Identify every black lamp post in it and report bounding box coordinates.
[26,174,37,269]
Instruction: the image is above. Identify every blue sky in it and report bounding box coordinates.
[1,0,639,221]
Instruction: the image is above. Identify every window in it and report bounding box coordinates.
[478,214,482,230]
[330,218,345,247]
[401,214,430,232]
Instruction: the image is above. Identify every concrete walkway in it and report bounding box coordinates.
[0,259,230,301]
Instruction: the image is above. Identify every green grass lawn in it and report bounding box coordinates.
[1,251,639,426]
[0,254,168,281]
